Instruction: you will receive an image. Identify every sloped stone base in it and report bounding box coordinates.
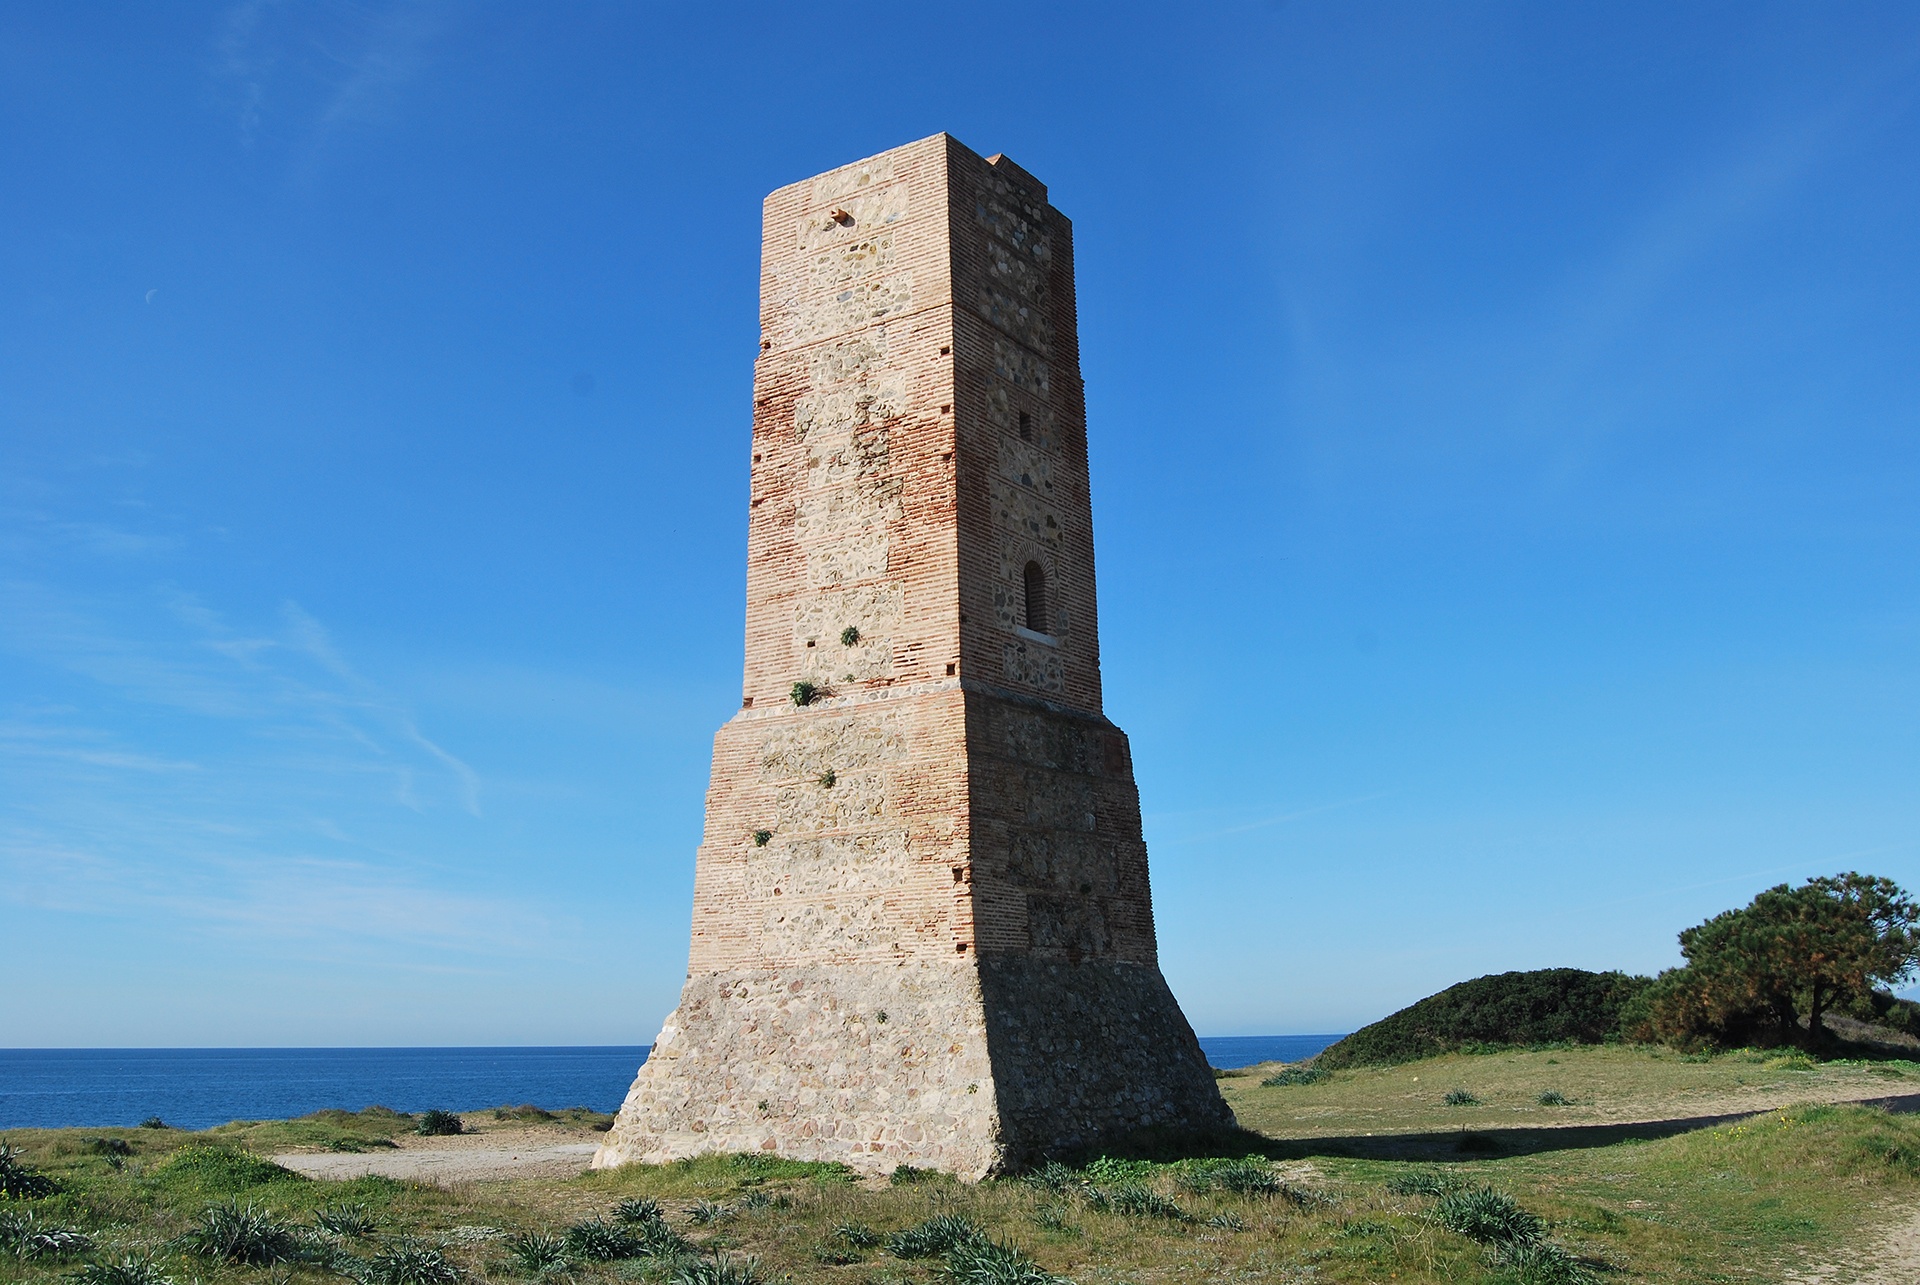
[592,957,1232,1178]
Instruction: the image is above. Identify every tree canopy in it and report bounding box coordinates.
[1638,873,1920,1051]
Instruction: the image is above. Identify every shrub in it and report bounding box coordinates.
[890,1162,936,1185]
[670,1255,768,1285]
[181,1200,309,1266]
[887,1213,984,1258]
[832,1221,880,1249]
[315,1202,378,1237]
[565,1219,641,1260]
[817,768,836,788]
[1385,1169,1460,1197]
[752,829,772,847]
[1082,1156,1154,1185]
[944,1237,1068,1284]
[1538,1089,1571,1106]
[628,1218,693,1258]
[614,1197,663,1225]
[1317,968,1653,1068]
[1261,1064,1329,1087]
[68,1255,173,1285]
[415,1110,464,1136]
[1492,1238,1602,1285]
[690,1200,734,1225]
[362,1238,462,1285]
[1186,1157,1282,1197]
[138,1118,169,1130]
[790,681,818,707]
[1444,1088,1482,1106]
[1108,1184,1186,1220]
[0,1209,92,1259]
[507,1231,571,1274]
[1204,1211,1246,1231]
[840,627,860,646]
[153,1146,301,1192]
[0,1143,55,1199]
[1020,1162,1079,1193]
[1433,1186,1544,1246]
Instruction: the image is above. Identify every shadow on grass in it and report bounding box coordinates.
[1080,1092,1920,1167]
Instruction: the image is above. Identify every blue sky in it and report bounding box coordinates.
[4,2,1918,1047]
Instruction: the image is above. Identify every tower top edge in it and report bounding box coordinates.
[762,133,1048,207]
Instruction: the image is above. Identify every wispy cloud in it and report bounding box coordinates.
[211,0,448,155]
[0,570,507,959]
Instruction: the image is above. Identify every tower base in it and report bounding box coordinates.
[592,958,1232,1178]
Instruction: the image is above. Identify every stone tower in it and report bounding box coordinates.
[594,134,1232,1178]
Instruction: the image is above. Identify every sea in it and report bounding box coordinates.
[0,1036,1343,1131]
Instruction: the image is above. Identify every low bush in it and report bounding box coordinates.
[790,681,818,707]
[1108,1184,1186,1220]
[687,1200,732,1225]
[507,1231,570,1274]
[69,1254,173,1285]
[0,1208,92,1259]
[152,1145,302,1192]
[1433,1186,1544,1246]
[564,1218,642,1260]
[614,1197,663,1224]
[180,1200,309,1266]
[831,1221,880,1249]
[944,1236,1067,1284]
[1081,1156,1153,1185]
[1385,1169,1460,1197]
[887,1213,984,1258]
[1317,968,1652,1068]
[1444,1088,1483,1106]
[670,1254,767,1285]
[1260,1064,1329,1087]
[1492,1238,1602,1284]
[0,1143,55,1199]
[315,1202,377,1237]
[363,1238,462,1285]
[415,1110,464,1136]
[1538,1089,1571,1106]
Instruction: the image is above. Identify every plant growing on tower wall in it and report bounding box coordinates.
[790,681,818,706]
[840,626,860,646]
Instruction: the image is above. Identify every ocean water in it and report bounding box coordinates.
[0,1036,1342,1131]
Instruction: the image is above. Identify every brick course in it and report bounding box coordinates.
[594,135,1231,1178]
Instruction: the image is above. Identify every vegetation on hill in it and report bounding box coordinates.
[1314,968,1651,1068]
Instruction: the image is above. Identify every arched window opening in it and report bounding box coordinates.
[1023,561,1049,635]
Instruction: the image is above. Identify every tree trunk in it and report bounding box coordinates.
[1805,984,1829,1054]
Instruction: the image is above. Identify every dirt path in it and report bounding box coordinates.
[273,1126,600,1183]
[1786,1205,1920,1283]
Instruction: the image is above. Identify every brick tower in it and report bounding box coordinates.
[594,135,1232,1178]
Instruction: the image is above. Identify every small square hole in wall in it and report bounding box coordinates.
[952,866,965,883]
[955,942,970,953]
[742,696,754,708]
[941,404,952,414]
[1019,411,1032,441]
[946,663,956,676]
[939,346,951,355]
[753,453,762,463]
[806,639,815,647]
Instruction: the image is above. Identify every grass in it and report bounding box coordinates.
[6,1046,1920,1283]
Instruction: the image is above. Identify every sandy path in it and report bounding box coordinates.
[1786,1206,1920,1283]
[274,1128,600,1183]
